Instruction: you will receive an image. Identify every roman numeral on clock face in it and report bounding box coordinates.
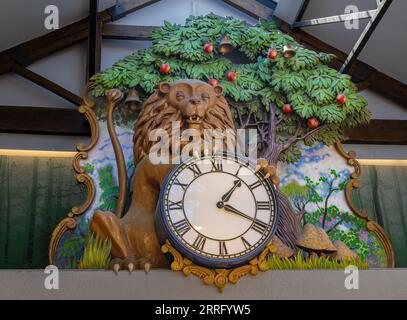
[174,179,188,191]
[192,235,206,251]
[168,200,183,210]
[251,219,268,234]
[241,236,251,250]
[187,164,202,177]
[211,159,223,172]
[173,219,190,236]
[218,241,228,255]
[257,201,271,210]
[249,180,262,190]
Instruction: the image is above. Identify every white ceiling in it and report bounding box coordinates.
[0,0,405,84]
[302,0,407,84]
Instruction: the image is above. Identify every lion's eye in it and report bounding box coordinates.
[201,92,210,99]
[176,91,185,100]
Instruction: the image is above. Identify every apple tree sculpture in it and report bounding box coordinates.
[91,14,370,250]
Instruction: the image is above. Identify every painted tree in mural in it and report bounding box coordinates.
[281,170,379,260]
[91,14,371,249]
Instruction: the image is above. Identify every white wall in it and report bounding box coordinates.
[0,0,405,158]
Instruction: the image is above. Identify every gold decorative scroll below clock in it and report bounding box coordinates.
[161,239,276,292]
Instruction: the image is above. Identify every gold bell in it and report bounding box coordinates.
[283,44,296,59]
[218,34,234,55]
[125,88,142,111]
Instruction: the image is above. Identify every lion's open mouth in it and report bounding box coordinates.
[187,115,202,124]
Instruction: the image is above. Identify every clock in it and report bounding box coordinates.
[157,153,279,269]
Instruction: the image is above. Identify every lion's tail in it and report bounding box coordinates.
[106,89,127,219]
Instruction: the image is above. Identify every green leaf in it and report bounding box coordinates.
[318,104,346,123]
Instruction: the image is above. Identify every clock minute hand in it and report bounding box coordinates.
[223,204,253,222]
[221,180,242,202]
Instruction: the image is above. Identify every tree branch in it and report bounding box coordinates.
[282,124,326,152]
[326,218,344,234]
[268,104,277,145]
[235,104,244,128]
[275,114,287,126]
[243,111,253,128]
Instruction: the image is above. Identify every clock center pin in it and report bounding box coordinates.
[216,201,224,209]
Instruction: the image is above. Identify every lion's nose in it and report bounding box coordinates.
[190,97,201,105]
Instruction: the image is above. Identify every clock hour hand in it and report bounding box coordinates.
[221,180,242,202]
[222,204,253,221]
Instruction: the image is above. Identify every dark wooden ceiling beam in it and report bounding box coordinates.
[102,24,159,40]
[0,106,90,136]
[0,105,405,144]
[222,0,273,20]
[107,0,161,21]
[344,120,407,145]
[87,0,102,80]
[11,63,83,106]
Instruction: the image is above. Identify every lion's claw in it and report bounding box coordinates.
[109,258,137,274]
[138,258,152,274]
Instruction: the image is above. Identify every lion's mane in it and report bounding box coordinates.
[133,91,236,164]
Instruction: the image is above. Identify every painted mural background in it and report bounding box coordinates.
[277,144,387,267]
[50,100,390,268]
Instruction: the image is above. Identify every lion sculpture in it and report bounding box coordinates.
[90,79,243,272]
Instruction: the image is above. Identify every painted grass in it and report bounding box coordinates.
[267,252,368,270]
[78,235,112,269]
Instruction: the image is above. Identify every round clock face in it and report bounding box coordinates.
[158,153,279,268]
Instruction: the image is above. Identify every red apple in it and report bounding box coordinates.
[160,63,170,75]
[203,43,214,53]
[307,117,319,129]
[208,79,219,86]
[227,71,237,82]
[282,103,292,114]
[336,93,347,105]
[268,48,278,60]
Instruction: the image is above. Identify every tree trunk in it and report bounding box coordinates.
[263,143,302,251]
[275,188,302,251]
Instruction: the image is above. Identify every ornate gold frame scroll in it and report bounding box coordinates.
[335,142,395,267]
[49,83,395,272]
[48,82,99,264]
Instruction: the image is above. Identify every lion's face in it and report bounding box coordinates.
[158,80,223,128]
[134,79,236,164]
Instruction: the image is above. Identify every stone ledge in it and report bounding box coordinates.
[0,269,406,300]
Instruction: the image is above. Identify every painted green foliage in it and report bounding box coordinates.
[59,234,86,269]
[57,218,90,268]
[92,14,370,163]
[84,163,95,174]
[98,164,119,212]
[281,170,380,260]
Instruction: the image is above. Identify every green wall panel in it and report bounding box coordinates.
[351,165,407,267]
[0,155,86,268]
